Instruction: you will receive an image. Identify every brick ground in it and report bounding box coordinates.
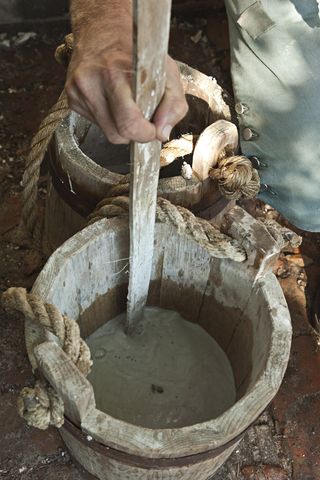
[1,9,320,480]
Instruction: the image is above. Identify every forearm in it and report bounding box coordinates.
[66,0,188,144]
[70,0,132,51]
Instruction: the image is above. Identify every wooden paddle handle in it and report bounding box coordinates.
[126,0,172,332]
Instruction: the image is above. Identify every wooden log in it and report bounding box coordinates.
[127,0,171,330]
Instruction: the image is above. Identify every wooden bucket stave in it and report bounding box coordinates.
[30,206,292,480]
[44,62,232,252]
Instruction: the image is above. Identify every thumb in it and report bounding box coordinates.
[153,57,189,142]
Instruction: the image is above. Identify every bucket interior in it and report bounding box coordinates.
[76,94,205,179]
[47,221,273,430]
[78,276,258,397]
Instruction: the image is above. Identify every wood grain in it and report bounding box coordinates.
[127,0,172,330]
[61,423,237,480]
[34,341,95,425]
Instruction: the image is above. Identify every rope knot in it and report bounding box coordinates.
[1,288,93,430]
[209,155,260,200]
[17,380,64,430]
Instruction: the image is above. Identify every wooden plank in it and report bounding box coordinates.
[220,205,280,277]
[34,341,96,426]
[157,223,212,323]
[126,0,172,332]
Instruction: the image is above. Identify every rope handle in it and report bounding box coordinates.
[1,288,92,430]
[88,196,247,262]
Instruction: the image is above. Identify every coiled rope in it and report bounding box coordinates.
[209,155,260,200]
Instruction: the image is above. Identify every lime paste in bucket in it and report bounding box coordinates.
[86,307,236,429]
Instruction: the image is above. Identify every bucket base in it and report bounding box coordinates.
[60,418,242,480]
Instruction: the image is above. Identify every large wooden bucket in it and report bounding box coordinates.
[44,62,232,252]
[30,206,291,480]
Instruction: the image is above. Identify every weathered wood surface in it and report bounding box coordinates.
[44,177,86,254]
[34,341,95,425]
[127,0,172,330]
[60,422,237,480]
[220,205,280,278]
[44,63,230,253]
[30,206,292,467]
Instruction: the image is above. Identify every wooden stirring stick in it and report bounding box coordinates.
[126,0,172,334]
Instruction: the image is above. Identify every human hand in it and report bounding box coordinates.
[66,34,188,144]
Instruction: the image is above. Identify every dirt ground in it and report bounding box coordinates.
[1,7,320,480]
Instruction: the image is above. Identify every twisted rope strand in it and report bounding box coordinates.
[2,287,91,375]
[1,287,92,430]
[22,91,70,245]
[88,196,247,262]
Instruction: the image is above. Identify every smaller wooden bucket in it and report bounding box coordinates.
[30,206,292,480]
[44,62,232,252]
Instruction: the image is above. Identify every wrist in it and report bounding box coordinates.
[71,0,132,55]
